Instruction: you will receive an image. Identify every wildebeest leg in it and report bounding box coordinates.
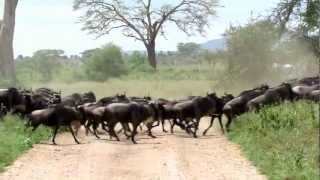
[170,119,175,134]
[131,123,139,144]
[139,124,143,131]
[161,119,167,133]
[225,114,233,132]
[122,122,132,139]
[108,122,120,141]
[192,118,200,138]
[31,124,40,132]
[69,124,80,144]
[101,122,109,133]
[146,121,156,138]
[85,120,93,136]
[52,124,59,145]
[203,116,216,136]
[92,121,101,139]
[217,115,225,134]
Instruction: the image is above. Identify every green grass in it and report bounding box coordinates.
[228,101,319,180]
[30,79,219,99]
[0,115,51,172]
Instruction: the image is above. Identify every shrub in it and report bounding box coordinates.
[83,44,127,81]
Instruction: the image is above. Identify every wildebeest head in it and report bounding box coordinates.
[222,93,234,104]
[115,93,130,103]
[81,91,96,104]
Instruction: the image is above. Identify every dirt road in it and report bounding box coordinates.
[0,119,266,180]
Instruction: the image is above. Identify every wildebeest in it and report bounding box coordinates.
[247,83,294,112]
[203,93,234,135]
[296,76,319,86]
[170,92,222,137]
[0,88,22,111]
[306,90,320,102]
[223,84,269,132]
[97,94,130,106]
[292,84,320,99]
[12,93,50,116]
[77,103,107,139]
[34,87,61,104]
[27,105,86,145]
[61,92,96,107]
[103,102,162,144]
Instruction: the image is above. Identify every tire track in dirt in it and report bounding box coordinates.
[0,118,266,180]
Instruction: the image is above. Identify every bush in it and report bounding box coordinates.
[228,101,319,179]
[0,115,51,172]
[83,44,127,81]
[126,51,154,73]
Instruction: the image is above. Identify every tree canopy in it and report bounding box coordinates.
[73,0,219,69]
[271,0,320,57]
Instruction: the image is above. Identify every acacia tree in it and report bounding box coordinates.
[271,0,320,57]
[0,0,18,78]
[73,0,219,69]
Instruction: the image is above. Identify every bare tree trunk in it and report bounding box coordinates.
[0,0,18,78]
[146,42,157,69]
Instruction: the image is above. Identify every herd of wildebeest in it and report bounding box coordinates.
[0,76,319,144]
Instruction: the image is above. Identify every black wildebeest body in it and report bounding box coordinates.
[12,94,50,116]
[203,93,234,135]
[0,88,22,111]
[28,105,85,145]
[223,85,269,132]
[34,87,61,104]
[297,76,319,86]
[104,102,160,144]
[306,90,320,102]
[61,93,83,107]
[292,84,320,99]
[80,91,96,104]
[247,83,294,112]
[78,103,108,139]
[172,93,221,137]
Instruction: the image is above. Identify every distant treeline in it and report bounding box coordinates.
[9,19,318,88]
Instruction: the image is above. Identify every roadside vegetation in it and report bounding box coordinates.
[228,101,319,179]
[0,115,51,172]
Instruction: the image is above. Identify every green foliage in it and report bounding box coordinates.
[83,44,127,81]
[125,51,154,73]
[272,0,320,57]
[0,115,51,172]
[15,49,64,83]
[224,20,279,86]
[228,101,319,180]
[177,42,201,55]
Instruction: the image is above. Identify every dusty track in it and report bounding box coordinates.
[0,119,266,180]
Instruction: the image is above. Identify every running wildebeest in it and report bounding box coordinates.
[223,84,269,132]
[247,83,294,112]
[103,102,162,144]
[27,105,86,145]
[203,93,234,135]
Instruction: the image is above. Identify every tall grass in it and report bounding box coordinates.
[30,79,219,99]
[228,101,319,179]
[0,115,51,172]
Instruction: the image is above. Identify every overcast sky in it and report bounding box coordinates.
[0,0,279,56]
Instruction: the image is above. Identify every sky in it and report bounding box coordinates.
[0,0,280,57]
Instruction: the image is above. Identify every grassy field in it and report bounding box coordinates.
[228,101,319,180]
[30,79,220,99]
[0,115,51,172]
